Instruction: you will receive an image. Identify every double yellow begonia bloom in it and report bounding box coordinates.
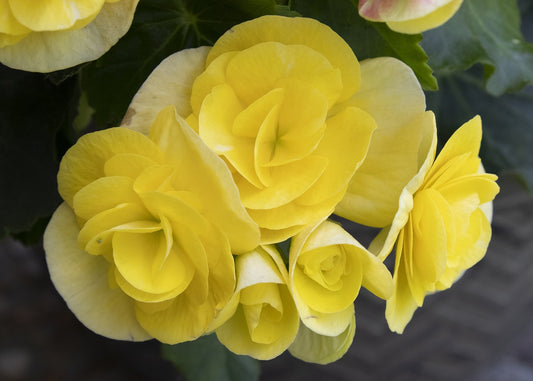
[368,116,499,333]
[123,15,429,244]
[44,106,260,344]
[358,0,463,34]
[0,0,138,72]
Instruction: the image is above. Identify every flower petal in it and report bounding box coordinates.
[123,47,210,134]
[44,203,150,341]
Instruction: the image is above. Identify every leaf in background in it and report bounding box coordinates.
[161,334,260,381]
[291,0,437,90]
[426,68,533,193]
[0,65,79,240]
[422,0,533,95]
[82,0,257,128]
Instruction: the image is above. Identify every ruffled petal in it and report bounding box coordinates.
[44,203,150,341]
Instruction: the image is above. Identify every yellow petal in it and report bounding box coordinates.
[386,0,463,34]
[9,0,105,31]
[123,47,210,134]
[335,58,430,227]
[0,0,138,72]
[149,106,260,253]
[289,312,355,364]
[44,203,150,341]
[206,15,360,102]
[298,106,375,206]
[0,0,30,36]
[104,153,159,178]
[58,126,162,208]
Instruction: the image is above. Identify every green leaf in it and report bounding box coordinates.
[290,0,437,90]
[422,0,533,95]
[82,0,254,128]
[426,68,533,193]
[0,65,79,239]
[161,334,260,381]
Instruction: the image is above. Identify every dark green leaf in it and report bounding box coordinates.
[161,334,260,381]
[0,65,79,239]
[422,0,533,95]
[291,0,437,90]
[82,0,255,128]
[426,68,533,193]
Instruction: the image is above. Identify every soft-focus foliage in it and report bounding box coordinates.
[44,106,259,343]
[0,0,138,72]
[359,0,463,34]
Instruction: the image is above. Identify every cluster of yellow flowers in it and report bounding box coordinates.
[43,14,498,363]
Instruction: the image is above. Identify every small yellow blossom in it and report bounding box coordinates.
[286,220,392,363]
[0,0,138,72]
[214,246,300,360]
[44,106,259,343]
[359,0,463,34]
[371,116,499,333]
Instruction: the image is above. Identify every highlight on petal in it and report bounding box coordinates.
[44,203,150,341]
[289,313,356,364]
[0,0,139,72]
[216,246,300,360]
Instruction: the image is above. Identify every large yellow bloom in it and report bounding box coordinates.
[44,106,259,344]
[0,0,138,72]
[123,16,427,244]
[214,246,300,360]
[359,0,463,34]
[370,116,499,333]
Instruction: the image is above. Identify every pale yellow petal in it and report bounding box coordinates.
[386,0,463,34]
[335,58,429,227]
[289,312,355,364]
[0,0,138,72]
[44,203,150,341]
[123,47,210,134]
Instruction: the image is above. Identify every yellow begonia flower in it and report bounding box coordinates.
[370,116,499,333]
[44,106,259,344]
[123,15,380,244]
[359,0,463,34]
[286,220,392,363]
[215,246,300,360]
[0,0,138,72]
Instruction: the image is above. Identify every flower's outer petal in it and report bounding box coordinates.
[0,0,138,72]
[148,106,260,253]
[371,114,438,261]
[58,126,162,208]
[386,0,463,34]
[123,47,210,134]
[335,58,429,227]
[9,0,105,31]
[44,203,151,341]
[385,232,418,334]
[359,0,459,21]
[289,312,355,364]
[206,15,360,102]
